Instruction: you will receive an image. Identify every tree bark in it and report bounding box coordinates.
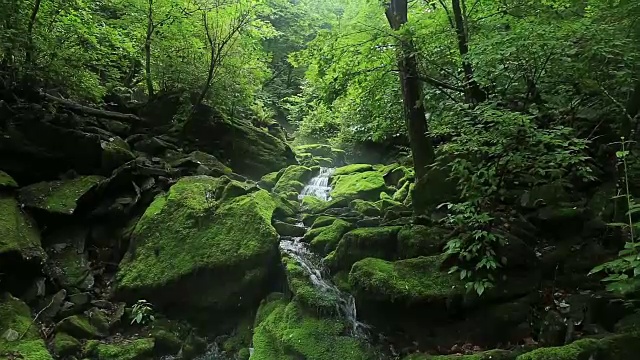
[451,0,485,103]
[25,0,42,65]
[145,0,155,98]
[385,0,435,182]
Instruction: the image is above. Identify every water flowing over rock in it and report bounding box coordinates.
[299,167,334,201]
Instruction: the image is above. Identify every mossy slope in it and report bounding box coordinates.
[19,175,104,214]
[115,176,279,314]
[251,295,369,360]
[0,293,53,360]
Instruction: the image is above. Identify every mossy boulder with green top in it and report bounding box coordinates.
[0,170,18,189]
[326,226,401,272]
[0,194,45,261]
[515,333,640,360]
[19,176,104,215]
[397,225,449,259]
[273,165,314,195]
[114,176,280,321]
[51,332,81,357]
[331,171,389,202]
[82,338,155,360]
[349,199,381,217]
[404,349,516,360]
[251,295,369,360]
[282,255,341,314]
[302,218,352,255]
[0,293,53,360]
[258,170,282,191]
[332,164,374,177]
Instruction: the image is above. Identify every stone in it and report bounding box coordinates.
[101,136,135,173]
[51,332,81,357]
[515,333,640,360]
[38,289,67,321]
[301,219,352,255]
[0,293,54,360]
[326,226,402,272]
[272,165,314,195]
[55,314,106,339]
[19,176,104,215]
[349,199,381,217]
[330,171,389,202]
[281,254,342,315]
[332,164,374,177]
[82,338,155,359]
[0,170,18,189]
[272,220,306,237]
[397,225,448,259]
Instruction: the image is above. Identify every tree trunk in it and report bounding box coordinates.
[451,0,485,103]
[625,78,640,138]
[194,12,216,107]
[25,0,42,65]
[385,0,435,182]
[145,0,155,98]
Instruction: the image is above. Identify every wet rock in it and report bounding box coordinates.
[51,332,81,357]
[0,293,54,359]
[19,176,104,215]
[301,218,352,255]
[330,171,389,202]
[55,314,107,339]
[326,226,402,272]
[272,220,306,237]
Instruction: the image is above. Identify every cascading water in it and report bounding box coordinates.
[283,167,369,338]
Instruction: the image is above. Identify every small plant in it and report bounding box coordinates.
[130,299,155,325]
[589,137,640,293]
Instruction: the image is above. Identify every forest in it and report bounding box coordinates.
[1,0,640,359]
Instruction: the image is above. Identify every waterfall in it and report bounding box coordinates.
[283,167,369,338]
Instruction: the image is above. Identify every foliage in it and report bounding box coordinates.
[130,300,155,325]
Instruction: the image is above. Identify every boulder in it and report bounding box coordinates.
[82,338,155,360]
[515,333,640,360]
[100,137,135,173]
[54,312,108,339]
[332,164,374,177]
[0,293,53,360]
[396,225,448,259]
[19,176,104,215]
[272,220,306,237]
[326,227,402,272]
[251,295,369,360]
[311,216,338,229]
[412,159,460,214]
[166,150,232,178]
[330,171,389,202]
[273,165,314,195]
[349,199,381,217]
[0,170,18,189]
[393,181,411,203]
[282,255,341,315]
[51,332,81,357]
[182,105,296,178]
[114,176,280,326]
[302,219,352,255]
[258,170,282,191]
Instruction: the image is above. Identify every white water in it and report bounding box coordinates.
[284,167,368,337]
[299,167,335,201]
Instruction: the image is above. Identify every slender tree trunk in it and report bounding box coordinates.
[25,0,42,65]
[194,12,216,107]
[145,0,155,98]
[386,0,435,182]
[451,0,485,103]
[625,78,640,138]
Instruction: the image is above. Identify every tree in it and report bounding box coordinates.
[385,0,435,181]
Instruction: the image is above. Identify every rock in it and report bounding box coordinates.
[55,314,107,339]
[38,289,67,321]
[326,227,402,272]
[282,255,341,315]
[101,137,135,173]
[412,159,460,214]
[331,171,389,202]
[166,150,232,177]
[258,170,282,191]
[397,225,448,259]
[273,165,314,195]
[46,240,94,293]
[301,195,349,214]
[392,181,411,203]
[405,350,515,359]
[311,216,338,229]
[114,176,280,327]
[380,165,410,188]
[182,105,296,178]
[51,332,81,357]
[519,181,571,209]
[530,206,588,237]
[515,333,640,360]
[273,220,306,237]
[349,199,382,217]
[539,310,568,346]
[132,135,177,155]
[332,164,374,177]
[19,176,104,215]
[68,293,91,307]
[614,311,640,333]
[82,338,155,359]
[0,170,18,189]
[251,295,369,360]
[0,293,54,360]
[301,219,352,255]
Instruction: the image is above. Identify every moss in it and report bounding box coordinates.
[282,255,341,314]
[222,313,254,354]
[405,349,515,360]
[311,216,338,229]
[393,181,411,203]
[349,199,381,217]
[316,157,334,167]
[301,195,349,215]
[251,297,368,360]
[273,194,298,220]
[273,165,314,195]
[19,176,104,214]
[295,144,334,158]
[49,245,93,292]
[376,198,403,211]
[115,176,279,311]
[0,170,18,188]
[55,315,106,339]
[0,293,53,360]
[101,137,135,173]
[515,338,600,360]
[82,338,155,360]
[258,171,281,190]
[332,164,374,177]
[238,348,251,359]
[349,256,464,303]
[331,171,388,202]
[404,183,415,206]
[327,227,401,272]
[615,311,640,333]
[0,195,44,259]
[304,219,352,255]
[412,161,459,214]
[397,225,448,259]
[51,332,81,357]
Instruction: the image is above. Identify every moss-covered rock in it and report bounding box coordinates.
[101,137,135,173]
[82,338,155,360]
[167,150,233,178]
[332,164,374,177]
[148,318,206,358]
[311,216,338,229]
[47,241,94,293]
[349,255,464,304]
[51,332,81,357]
[282,255,341,314]
[0,293,53,360]
[302,219,352,255]
[397,225,448,259]
[19,176,104,215]
[301,195,350,215]
[258,171,282,191]
[393,181,411,203]
[114,176,280,321]
[515,333,640,360]
[55,314,107,339]
[0,195,44,260]
[349,199,381,217]
[295,144,336,158]
[251,296,369,360]
[273,165,314,195]
[327,227,401,272]
[614,311,640,333]
[412,160,459,214]
[331,171,389,202]
[0,170,18,189]
[273,220,306,237]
